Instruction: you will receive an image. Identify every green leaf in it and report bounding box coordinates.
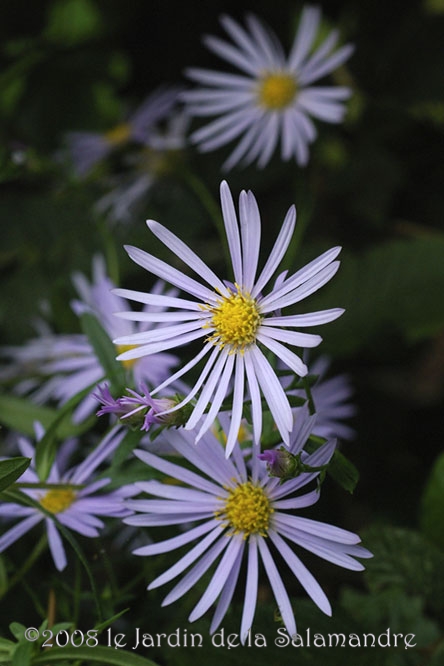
[0,394,88,439]
[8,623,27,642]
[0,457,31,492]
[94,608,130,633]
[305,236,444,355]
[362,525,444,622]
[420,451,444,550]
[44,0,103,45]
[80,312,126,392]
[328,450,359,493]
[32,646,160,666]
[12,640,34,666]
[33,382,97,480]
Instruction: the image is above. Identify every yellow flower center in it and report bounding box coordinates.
[105,123,131,146]
[116,344,139,370]
[258,72,298,110]
[215,481,273,537]
[39,489,76,514]
[205,285,262,352]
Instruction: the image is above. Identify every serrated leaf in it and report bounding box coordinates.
[420,451,444,550]
[362,525,444,622]
[0,457,30,492]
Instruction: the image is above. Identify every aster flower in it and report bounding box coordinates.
[183,7,353,169]
[0,256,179,422]
[114,181,343,453]
[0,425,133,571]
[124,420,371,641]
[95,111,190,224]
[66,86,182,177]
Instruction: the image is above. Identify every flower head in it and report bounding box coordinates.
[183,7,353,169]
[114,181,343,454]
[124,419,371,640]
[66,86,183,177]
[94,382,190,431]
[95,111,190,225]
[0,425,133,571]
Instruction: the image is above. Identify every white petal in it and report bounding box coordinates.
[269,529,331,615]
[188,536,244,621]
[220,181,243,285]
[240,190,261,291]
[225,354,245,458]
[256,332,307,376]
[288,5,321,70]
[257,537,297,637]
[240,536,259,643]
[252,205,296,297]
[125,245,217,303]
[250,345,293,444]
[147,220,228,295]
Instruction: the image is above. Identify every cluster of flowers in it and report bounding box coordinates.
[0,6,370,642]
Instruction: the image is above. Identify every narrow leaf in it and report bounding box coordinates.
[32,645,160,666]
[0,457,31,492]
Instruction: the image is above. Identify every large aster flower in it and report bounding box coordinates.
[183,6,353,169]
[114,181,343,453]
[0,425,133,571]
[0,256,178,422]
[124,419,371,641]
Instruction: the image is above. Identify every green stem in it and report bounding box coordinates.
[97,217,120,286]
[180,169,231,268]
[302,375,316,415]
[1,534,47,598]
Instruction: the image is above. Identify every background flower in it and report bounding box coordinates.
[0,256,179,422]
[0,425,133,571]
[183,6,353,169]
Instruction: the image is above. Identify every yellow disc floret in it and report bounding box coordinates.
[116,344,139,370]
[215,481,273,537]
[105,123,131,146]
[205,285,262,353]
[40,489,76,514]
[258,72,298,110]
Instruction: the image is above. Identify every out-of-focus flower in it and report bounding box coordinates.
[0,256,178,422]
[66,87,183,177]
[114,181,343,454]
[94,111,190,224]
[0,425,133,571]
[183,6,353,169]
[124,420,371,640]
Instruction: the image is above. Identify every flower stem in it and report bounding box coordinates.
[180,169,231,268]
[1,534,47,599]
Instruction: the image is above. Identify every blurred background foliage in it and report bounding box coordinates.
[1,0,444,664]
